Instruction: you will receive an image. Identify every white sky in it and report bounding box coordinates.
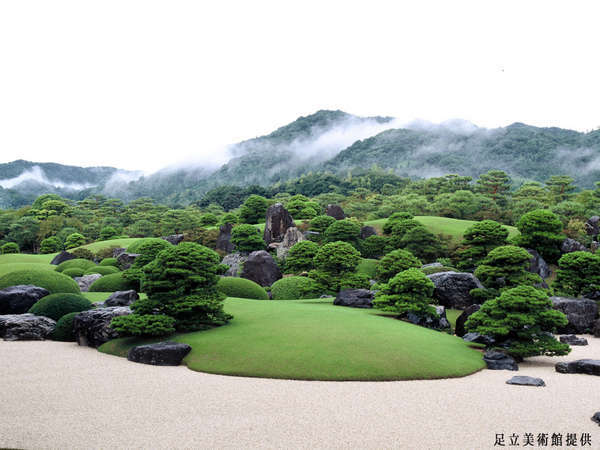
[1,0,599,173]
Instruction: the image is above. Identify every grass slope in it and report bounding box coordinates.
[100,298,485,381]
[0,253,56,265]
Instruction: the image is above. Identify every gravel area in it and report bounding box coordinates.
[1,337,599,449]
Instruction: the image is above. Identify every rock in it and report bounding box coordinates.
[112,247,126,258]
[263,203,295,245]
[276,227,305,260]
[241,250,282,287]
[561,238,588,254]
[215,223,235,254]
[555,359,600,376]
[506,376,545,387]
[0,285,50,314]
[325,204,345,220]
[426,271,484,309]
[422,262,443,269]
[50,251,76,265]
[117,252,140,270]
[592,241,599,253]
[334,289,374,308]
[74,274,102,292]
[161,234,184,245]
[454,304,481,337]
[585,216,600,238]
[594,319,600,338]
[221,253,247,277]
[527,249,551,279]
[127,341,192,366]
[406,305,450,330]
[559,335,588,346]
[592,412,600,426]
[104,290,139,307]
[0,314,56,340]
[360,226,377,239]
[551,296,599,334]
[483,350,518,371]
[73,306,131,348]
[463,332,495,346]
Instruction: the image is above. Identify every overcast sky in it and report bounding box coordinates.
[1,1,599,172]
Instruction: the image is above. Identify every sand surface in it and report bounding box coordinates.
[1,337,599,450]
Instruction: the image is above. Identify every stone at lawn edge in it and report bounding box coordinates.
[161,234,184,245]
[463,332,495,346]
[334,289,374,308]
[276,227,305,260]
[406,305,450,330]
[454,304,481,337]
[74,274,102,292]
[73,306,131,348]
[555,359,600,376]
[117,252,140,270]
[127,342,192,366]
[325,204,345,220]
[426,271,484,309]
[0,285,49,315]
[483,350,518,371]
[559,335,588,346]
[221,253,247,277]
[551,296,598,334]
[592,412,600,426]
[506,376,545,387]
[50,251,76,265]
[263,203,295,245]
[215,223,235,254]
[527,249,551,279]
[104,290,139,307]
[0,314,56,341]
[360,226,377,239]
[561,238,588,254]
[241,250,282,287]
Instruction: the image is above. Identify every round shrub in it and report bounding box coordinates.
[271,276,320,300]
[111,314,176,337]
[88,273,136,292]
[28,293,92,321]
[64,233,86,250]
[50,312,79,341]
[40,236,62,254]
[310,215,336,233]
[62,268,85,278]
[1,242,19,254]
[99,257,118,267]
[323,219,361,245]
[84,265,120,276]
[0,269,80,294]
[130,239,172,268]
[284,240,320,273]
[216,277,269,300]
[71,248,96,261]
[127,238,170,254]
[376,249,422,282]
[231,224,265,252]
[56,258,97,273]
[313,241,361,275]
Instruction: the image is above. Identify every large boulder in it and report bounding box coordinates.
[215,223,235,254]
[161,234,184,245]
[50,251,76,265]
[426,271,484,309]
[127,342,192,366]
[117,252,140,270]
[221,253,247,277]
[483,350,518,371]
[360,226,377,239]
[594,319,600,338]
[0,285,49,315]
[73,306,131,348]
[325,204,345,220]
[241,251,282,287]
[551,296,598,334]
[555,359,600,376]
[585,216,599,238]
[454,304,481,337]
[104,290,139,307]
[263,203,295,245]
[561,238,588,254]
[74,274,102,292]
[334,289,374,308]
[0,314,56,341]
[406,305,451,330]
[527,249,551,279]
[276,227,305,260]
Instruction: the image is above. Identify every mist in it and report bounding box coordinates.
[0,166,94,190]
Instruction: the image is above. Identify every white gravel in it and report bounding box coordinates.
[1,337,599,450]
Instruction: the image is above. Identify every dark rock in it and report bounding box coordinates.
[276,227,305,260]
[463,332,495,346]
[551,296,598,334]
[559,334,588,346]
[360,226,377,239]
[215,223,235,254]
[117,252,140,270]
[73,306,131,348]
[241,250,282,287]
[454,304,481,337]
[483,350,518,371]
[594,319,600,338]
[592,412,600,426]
[112,247,126,258]
[506,376,545,387]
[0,314,56,340]
[527,249,551,279]
[74,274,102,292]
[221,253,247,277]
[426,271,484,309]
[50,251,76,265]
[561,238,588,254]
[127,341,192,366]
[585,216,600,238]
[263,203,295,245]
[325,204,345,220]
[0,285,49,314]
[406,305,450,330]
[104,290,139,307]
[555,359,600,376]
[161,234,184,245]
[334,289,374,308]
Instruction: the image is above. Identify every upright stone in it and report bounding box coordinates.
[74,274,102,292]
[527,249,551,279]
[585,216,599,238]
[117,252,140,270]
[263,203,295,245]
[276,227,305,260]
[454,304,481,337]
[216,223,235,254]
[161,234,184,245]
[241,250,282,287]
[325,204,345,220]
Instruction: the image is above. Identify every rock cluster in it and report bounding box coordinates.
[117,252,140,270]
[551,296,598,334]
[276,227,305,260]
[104,290,139,307]
[50,251,76,265]
[221,253,247,277]
[555,359,600,376]
[559,335,588,346]
[483,350,518,371]
[241,250,282,287]
[527,249,551,279]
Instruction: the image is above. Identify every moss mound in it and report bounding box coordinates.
[127,238,170,254]
[99,257,118,267]
[62,268,85,278]
[84,265,120,276]
[50,312,79,341]
[0,269,80,294]
[88,272,136,292]
[271,276,320,300]
[56,258,97,273]
[216,277,269,300]
[29,293,92,321]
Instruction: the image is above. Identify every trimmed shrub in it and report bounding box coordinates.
[64,233,86,250]
[50,312,79,341]
[376,249,422,282]
[89,273,136,292]
[56,258,97,273]
[310,215,336,234]
[382,212,414,235]
[313,241,361,275]
[554,251,600,298]
[360,235,389,259]
[99,226,119,240]
[271,276,320,300]
[1,242,19,254]
[399,226,442,263]
[110,314,176,337]
[62,268,85,278]
[95,245,123,260]
[284,240,320,273]
[0,270,80,294]
[40,236,62,254]
[129,239,171,268]
[127,238,169,254]
[99,257,118,267]
[474,245,541,290]
[239,195,269,224]
[216,277,269,300]
[323,219,361,246]
[515,209,565,263]
[373,268,437,319]
[28,293,92,321]
[71,248,96,261]
[84,265,120,276]
[231,224,265,252]
[457,220,509,271]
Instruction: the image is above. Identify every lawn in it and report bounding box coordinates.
[76,238,143,253]
[100,298,485,381]
[0,253,56,265]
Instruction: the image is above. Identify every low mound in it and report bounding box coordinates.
[127,238,171,254]
[0,262,57,277]
[88,273,135,292]
[0,269,80,294]
[29,293,92,321]
[62,268,85,278]
[84,266,120,276]
[216,277,269,300]
[99,258,118,267]
[56,258,97,273]
[50,312,79,341]
[271,276,320,300]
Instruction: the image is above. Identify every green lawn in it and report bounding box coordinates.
[0,262,57,277]
[76,238,143,253]
[0,253,56,265]
[446,309,462,332]
[100,298,485,381]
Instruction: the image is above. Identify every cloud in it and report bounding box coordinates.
[0,165,95,190]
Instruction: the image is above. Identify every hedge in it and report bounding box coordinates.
[271,276,320,300]
[88,273,136,292]
[216,277,269,300]
[55,258,97,273]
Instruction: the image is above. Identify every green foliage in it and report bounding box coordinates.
[0,269,80,294]
[382,212,414,235]
[40,236,62,254]
[1,242,19,254]
[457,220,509,270]
[515,209,564,263]
[376,249,422,282]
[220,212,239,225]
[99,257,118,267]
[339,272,371,290]
[475,170,511,204]
[359,235,389,258]
[356,258,379,278]
[284,240,319,273]
[231,224,265,253]
[309,215,336,233]
[270,276,320,300]
[313,241,361,275]
[198,213,219,227]
[84,265,120,276]
[130,239,171,268]
[323,219,361,246]
[399,226,442,263]
[28,293,92,321]
[216,277,269,300]
[71,247,96,261]
[50,312,79,342]
[373,268,437,319]
[64,233,86,249]
[89,273,136,292]
[465,286,570,359]
[474,245,542,290]
[554,251,600,298]
[56,258,96,273]
[127,238,169,254]
[99,226,119,240]
[110,314,176,337]
[387,219,422,249]
[239,195,269,224]
[62,268,85,278]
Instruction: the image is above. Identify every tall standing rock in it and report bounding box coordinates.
[426,271,484,309]
[326,204,345,220]
[527,249,551,279]
[276,227,305,260]
[241,250,282,287]
[216,223,235,254]
[263,203,295,245]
